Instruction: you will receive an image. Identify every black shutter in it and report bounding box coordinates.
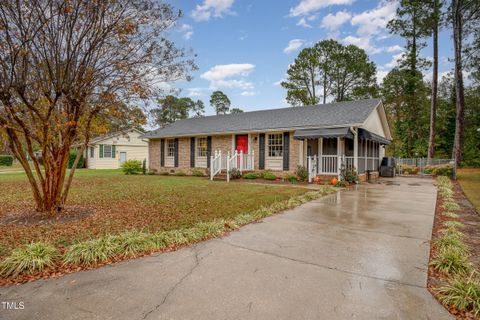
[283,132,290,171]
[190,137,195,168]
[160,139,165,167]
[259,133,265,170]
[206,136,212,168]
[174,138,179,167]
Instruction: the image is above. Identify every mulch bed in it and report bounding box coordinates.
[427,178,480,320]
[0,206,96,226]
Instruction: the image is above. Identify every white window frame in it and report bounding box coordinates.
[166,139,175,157]
[267,133,283,158]
[196,137,208,157]
[103,145,112,158]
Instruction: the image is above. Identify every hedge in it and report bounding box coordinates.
[0,155,14,166]
[68,152,85,169]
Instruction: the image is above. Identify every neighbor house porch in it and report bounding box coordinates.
[294,127,389,182]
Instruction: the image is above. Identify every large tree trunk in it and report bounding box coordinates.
[452,0,466,166]
[427,0,439,164]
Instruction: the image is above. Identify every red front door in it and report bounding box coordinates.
[236,135,248,154]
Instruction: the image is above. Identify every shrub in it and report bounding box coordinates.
[295,165,308,182]
[437,273,480,317]
[335,180,348,187]
[229,168,242,179]
[243,172,259,179]
[262,171,277,181]
[67,151,85,169]
[63,236,120,265]
[340,166,358,183]
[401,165,419,174]
[0,155,14,166]
[432,164,454,177]
[142,159,147,175]
[284,175,297,184]
[121,160,142,175]
[0,243,58,277]
[430,246,472,275]
[192,169,206,177]
[175,170,186,176]
[159,171,170,176]
[147,170,156,175]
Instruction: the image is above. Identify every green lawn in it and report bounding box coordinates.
[457,168,480,212]
[0,170,310,257]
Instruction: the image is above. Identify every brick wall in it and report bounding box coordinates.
[149,139,161,172]
[148,132,302,174]
[178,137,190,168]
[211,135,233,155]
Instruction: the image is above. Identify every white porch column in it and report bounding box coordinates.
[337,137,341,178]
[303,139,308,167]
[353,128,358,171]
[319,138,323,174]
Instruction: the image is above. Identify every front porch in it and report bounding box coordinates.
[294,128,388,182]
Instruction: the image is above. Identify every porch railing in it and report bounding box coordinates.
[210,150,222,181]
[210,150,255,181]
[307,155,360,182]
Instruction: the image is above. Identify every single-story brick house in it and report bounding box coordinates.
[142,99,391,181]
[83,128,148,169]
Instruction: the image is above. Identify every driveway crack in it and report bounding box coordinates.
[142,246,201,320]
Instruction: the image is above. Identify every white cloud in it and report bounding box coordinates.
[179,24,193,40]
[191,0,235,22]
[201,63,255,89]
[342,35,383,54]
[376,70,389,84]
[321,10,351,30]
[187,88,203,97]
[289,0,355,17]
[383,52,405,69]
[284,39,304,54]
[296,18,313,28]
[386,45,403,52]
[350,1,398,36]
[240,91,256,96]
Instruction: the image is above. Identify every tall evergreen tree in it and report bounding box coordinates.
[387,0,432,157]
[210,91,231,115]
[281,40,377,106]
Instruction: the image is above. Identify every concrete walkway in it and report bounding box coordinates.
[0,177,451,320]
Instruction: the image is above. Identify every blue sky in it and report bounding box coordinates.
[165,0,455,115]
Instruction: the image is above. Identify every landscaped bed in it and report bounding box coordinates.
[428,175,480,319]
[0,170,334,286]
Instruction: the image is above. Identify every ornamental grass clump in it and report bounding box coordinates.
[430,246,473,275]
[63,236,120,266]
[115,230,156,257]
[0,243,58,277]
[443,201,461,212]
[437,272,480,317]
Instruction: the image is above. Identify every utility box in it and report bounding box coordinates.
[380,157,396,177]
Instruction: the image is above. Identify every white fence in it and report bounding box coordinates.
[210,150,255,181]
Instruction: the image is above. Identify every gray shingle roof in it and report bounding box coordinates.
[143,98,381,139]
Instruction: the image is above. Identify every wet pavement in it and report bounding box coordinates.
[0,177,451,319]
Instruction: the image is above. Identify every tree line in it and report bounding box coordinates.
[151,90,243,128]
[281,0,479,166]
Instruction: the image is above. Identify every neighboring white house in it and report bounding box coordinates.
[84,129,148,169]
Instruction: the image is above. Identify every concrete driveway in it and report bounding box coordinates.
[0,177,451,320]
